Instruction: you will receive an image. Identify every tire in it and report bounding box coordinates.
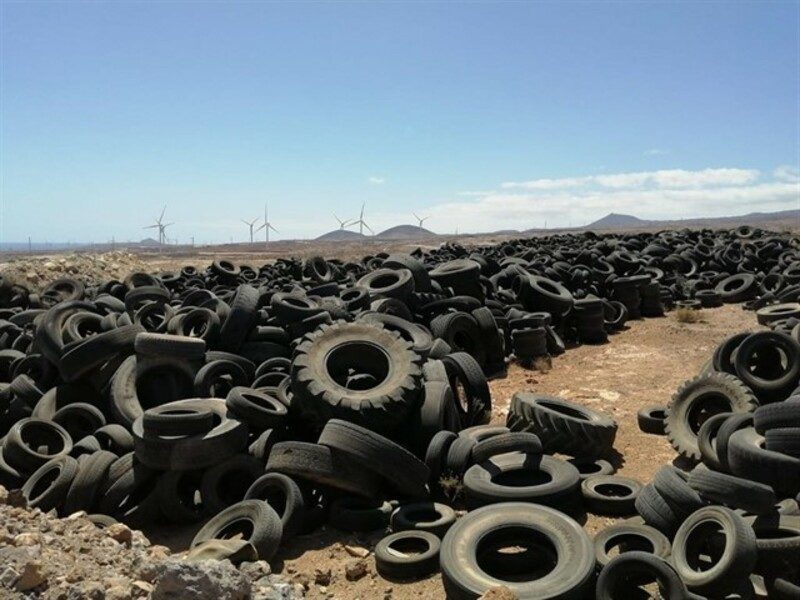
[201,454,265,515]
[3,418,73,474]
[444,436,477,477]
[567,457,615,480]
[471,432,543,464]
[439,502,594,599]
[291,321,422,431]
[58,324,144,382]
[190,499,283,562]
[728,427,800,495]
[581,475,641,516]
[22,455,79,512]
[358,312,434,357]
[635,484,683,536]
[62,450,118,515]
[430,312,486,368]
[94,424,134,455]
[666,372,757,461]
[713,332,750,375]
[765,427,800,457]
[463,453,580,509]
[757,303,800,326]
[637,405,668,435]
[596,552,693,600]
[425,430,458,492]
[142,405,215,437]
[442,352,492,428]
[156,469,207,524]
[746,513,800,578]
[219,284,259,352]
[194,360,248,398]
[244,473,305,541]
[697,412,732,471]
[716,412,754,473]
[506,393,617,458]
[391,502,457,538]
[753,399,800,434]
[412,380,460,455]
[671,506,757,595]
[734,332,800,401]
[134,332,206,360]
[329,496,393,532]
[715,273,758,303]
[592,522,671,569]
[688,465,776,515]
[132,398,248,471]
[652,465,705,518]
[318,419,429,498]
[375,531,441,581]
[266,441,382,499]
[356,268,414,300]
[225,387,288,431]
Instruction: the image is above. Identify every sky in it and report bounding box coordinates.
[1,1,799,244]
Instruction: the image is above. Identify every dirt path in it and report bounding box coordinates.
[223,304,754,599]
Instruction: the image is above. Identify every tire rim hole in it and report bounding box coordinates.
[326,342,390,392]
[687,394,730,434]
[217,518,255,541]
[594,483,633,498]
[492,468,552,487]
[684,521,727,573]
[387,537,430,558]
[604,533,655,559]
[476,528,557,582]
[20,422,66,455]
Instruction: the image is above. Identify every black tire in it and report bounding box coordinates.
[425,430,458,492]
[463,453,580,509]
[637,405,668,435]
[412,380,460,455]
[356,268,415,300]
[244,472,305,541]
[266,441,382,498]
[190,499,283,561]
[201,454,265,515]
[132,398,248,471]
[291,321,422,431]
[3,418,73,473]
[666,372,757,461]
[52,402,106,442]
[439,502,594,599]
[156,469,207,524]
[713,332,750,375]
[715,273,758,303]
[225,387,288,431]
[442,352,492,428]
[688,464,776,515]
[728,427,800,496]
[391,502,457,538]
[734,332,800,401]
[634,484,682,536]
[506,393,617,458]
[592,522,671,569]
[652,465,705,518]
[219,284,259,352]
[430,312,486,368]
[22,455,79,511]
[471,432,542,464]
[63,450,118,515]
[596,551,692,600]
[318,419,429,498]
[671,506,757,595]
[142,405,215,437]
[765,427,800,457]
[716,412,754,473]
[329,496,393,532]
[375,531,441,581]
[443,435,477,478]
[697,412,733,472]
[58,324,143,382]
[567,457,615,480]
[581,475,641,516]
[94,424,134,455]
[134,332,206,360]
[746,513,800,578]
[194,360,248,398]
[753,399,800,434]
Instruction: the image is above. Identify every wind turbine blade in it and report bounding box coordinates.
[364,222,373,234]
[159,206,166,221]
[255,223,266,232]
[413,212,420,220]
[143,225,158,229]
[269,225,278,233]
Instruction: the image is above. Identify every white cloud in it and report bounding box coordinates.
[420,166,799,233]
[456,190,495,197]
[774,165,800,182]
[368,176,386,185]
[502,168,759,191]
[644,148,668,156]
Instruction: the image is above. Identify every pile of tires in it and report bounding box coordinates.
[0,225,798,595]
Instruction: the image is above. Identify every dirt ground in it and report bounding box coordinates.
[136,303,755,600]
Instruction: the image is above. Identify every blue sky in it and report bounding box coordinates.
[1,1,798,243]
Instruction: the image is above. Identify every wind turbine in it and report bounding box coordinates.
[333,214,353,230]
[255,202,278,245]
[351,202,373,236]
[242,217,261,243]
[143,206,173,245]
[413,212,429,228]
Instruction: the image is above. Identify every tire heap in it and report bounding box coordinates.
[0,225,797,597]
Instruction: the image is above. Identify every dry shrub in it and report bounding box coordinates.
[675,307,703,323]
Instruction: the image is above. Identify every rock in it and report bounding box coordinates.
[185,539,257,564]
[344,559,368,581]
[15,560,45,591]
[106,523,133,545]
[106,585,133,600]
[0,566,20,588]
[7,489,26,508]
[13,532,39,546]
[314,568,331,586]
[0,486,8,505]
[150,559,251,600]
[344,544,369,558]
[239,561,271,580]
[132,580,154,598]
[479,586,518,600]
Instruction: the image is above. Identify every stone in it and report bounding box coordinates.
[131,581,154,598]
[344,544,369,558]
[344,559,368,581]
[15,561,45,592]
[13,532,39,546]
[150,559,251,600]
[7,489,26,508]
[239,561,271,580]
[0,486,8,505]
[106,585,132,600]
[106,523,133,545]
[0,566,20,588]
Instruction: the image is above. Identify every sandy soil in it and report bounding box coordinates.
[137,304,756,600]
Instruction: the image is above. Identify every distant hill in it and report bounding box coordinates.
[315,229,366,241]
[138,237,161,246]
[587,213,648,229]
[375,225,436,239]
